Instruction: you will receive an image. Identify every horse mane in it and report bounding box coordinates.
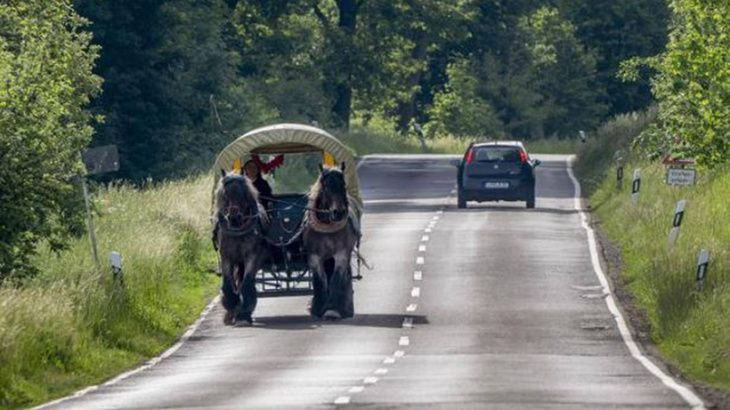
[308,165,346,203]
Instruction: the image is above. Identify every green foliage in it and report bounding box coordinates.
[429,6,604,139]
[427,59,504,138]
[520,6,606,135]
[0,175,218,408]
[0,0,102,280]
[558,0,670,115]
[648,0,730,168]
[74,0,239,180]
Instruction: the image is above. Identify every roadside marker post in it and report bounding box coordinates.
[613,150,624,190]
[80,145,120,270]
[631,169,641,204]
[667,200,686,249]
[110,251,123,282]
[696,249,709,291]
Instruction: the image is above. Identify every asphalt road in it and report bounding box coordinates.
[42,154,702,409]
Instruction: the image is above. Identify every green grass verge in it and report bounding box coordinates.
[576,110,730,392]
[0,175,219,409]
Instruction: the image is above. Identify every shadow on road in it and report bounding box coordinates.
[251,313,429,330]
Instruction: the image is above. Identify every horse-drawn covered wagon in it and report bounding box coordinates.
[211,124,364,325]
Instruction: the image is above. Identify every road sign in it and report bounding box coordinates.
[696,249,709,291]
[666,168,696,186]
[82,145,120,176]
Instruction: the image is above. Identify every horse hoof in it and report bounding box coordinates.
[323,310,341,320]
[234,319,253,327]
[223,311,235,326]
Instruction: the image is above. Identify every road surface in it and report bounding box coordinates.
[42,154,701,409]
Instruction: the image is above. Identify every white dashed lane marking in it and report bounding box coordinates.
[331,205,445,406]
[334,396,350,405]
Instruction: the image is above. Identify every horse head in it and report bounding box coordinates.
[314,163,348,222]
[217,170,260,231]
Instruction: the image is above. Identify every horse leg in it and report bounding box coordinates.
[236,260,258,325]
[220,260,238,325]
[324,252,351,320]
[308,254,327,318]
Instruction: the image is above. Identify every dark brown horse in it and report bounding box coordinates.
[302,164,359,319]
[213,171,268,325]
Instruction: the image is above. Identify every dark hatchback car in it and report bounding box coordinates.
[455,141,541,209]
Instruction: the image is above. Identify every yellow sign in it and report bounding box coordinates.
[323,152,335,167]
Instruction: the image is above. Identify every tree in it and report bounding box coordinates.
[520,6,606,136]
[639,0,730,167]
[558,0,670,116]
[74,0,238,180]
[0,0,102,280]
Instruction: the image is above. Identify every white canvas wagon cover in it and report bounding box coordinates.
[212,123,363,213]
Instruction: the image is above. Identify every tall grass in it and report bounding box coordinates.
[0,175,218,408]
[577,111,730,391]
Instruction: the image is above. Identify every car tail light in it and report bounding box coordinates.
[519,150,528,163]
[465,148,474,164]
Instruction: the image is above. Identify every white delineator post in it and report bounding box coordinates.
[667,199,686,249]
[696,249,709,291]
[631,169,641,204]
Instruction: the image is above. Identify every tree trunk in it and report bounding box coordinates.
[332,0,359,130]
[396,33,428,133]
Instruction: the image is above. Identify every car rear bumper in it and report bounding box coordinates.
[460,177,534,201]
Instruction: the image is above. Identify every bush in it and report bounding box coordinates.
[0,0,102,280]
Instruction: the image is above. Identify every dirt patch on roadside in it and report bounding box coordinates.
[591,215,730,410]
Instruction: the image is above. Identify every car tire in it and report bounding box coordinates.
[457,192,467,209]
[526,188,535,209]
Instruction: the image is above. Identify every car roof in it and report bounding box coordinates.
[472,141,526,149]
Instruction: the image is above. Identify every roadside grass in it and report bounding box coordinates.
[576,110,730,392]
[0,175,219,409]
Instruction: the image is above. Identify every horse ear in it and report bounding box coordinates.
[341,162,346,172]
[220,169,226,178]
[318,163,324,173]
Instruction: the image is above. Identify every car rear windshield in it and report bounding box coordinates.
[472,146,523,162]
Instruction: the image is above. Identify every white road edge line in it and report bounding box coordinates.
[349,386,365,393]
[566,155,706,410]
[35,295,222,410]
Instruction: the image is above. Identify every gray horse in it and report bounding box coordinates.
[213,171,268,325]
[302,164,359,320]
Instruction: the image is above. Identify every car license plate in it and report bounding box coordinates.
[485,182,509,189]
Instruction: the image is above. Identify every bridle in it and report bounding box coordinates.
[220,176,261,236]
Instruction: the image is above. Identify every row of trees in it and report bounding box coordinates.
[73,0,669,180]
